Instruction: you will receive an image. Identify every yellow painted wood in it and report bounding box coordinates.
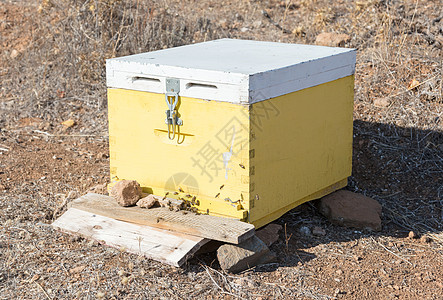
[248,76,354,226]
[107,75,354,226]
[251,178,348,228]
[108,88,250,220]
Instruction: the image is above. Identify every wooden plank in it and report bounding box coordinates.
[52,208,208,267]
[68,193,255,244]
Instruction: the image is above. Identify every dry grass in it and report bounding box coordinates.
[1,0,225,134]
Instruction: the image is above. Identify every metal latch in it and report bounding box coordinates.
[164,78,183,140]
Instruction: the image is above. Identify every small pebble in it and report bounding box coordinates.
[408,231,418,239]
[299,226,311,236]
[373,97,391,107]
[420,235,431,243]
[87,240,99,247]
[10,49,19,59]
[312,226,326,236]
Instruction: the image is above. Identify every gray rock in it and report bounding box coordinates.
[299,226,311,236]
[312,226,326,236]
[217,235,271,273]
[319,190,382,231]
[255,223,282,246]
[255,250,277,266]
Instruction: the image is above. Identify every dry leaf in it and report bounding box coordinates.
[407,78,420,90]
[61,119,75,128]
[57,90,66,98]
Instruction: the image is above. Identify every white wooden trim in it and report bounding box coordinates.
[106,39,356,104]
[249,64,355,103]
[106,70,250,103]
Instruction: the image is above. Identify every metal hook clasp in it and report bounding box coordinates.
[164,78,182,140]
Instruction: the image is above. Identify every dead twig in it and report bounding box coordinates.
[202,264,246,299]
[370,237,413,266]
[34,281,52,300]
[261,10,291,34]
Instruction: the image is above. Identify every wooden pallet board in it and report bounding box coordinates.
[52,208,208,267]
[68,193,255,244]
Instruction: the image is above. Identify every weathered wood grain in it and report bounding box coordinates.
[52,208,208,267]
[68,193,255,244]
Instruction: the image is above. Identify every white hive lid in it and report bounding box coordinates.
[106,39,356,104]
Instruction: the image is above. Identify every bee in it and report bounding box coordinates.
[169,207,174,211]
[195,211,201,215]
[206,209,210,215]
[196,200,200,206]
[239,164,245,169]
[175,208,180,212]
[173,192,179,195]
[156,217,164,223]
[178,187,184,193]
[182,211,188,215]
[163,192,169,200]
[192,196,196,201]
[185,194,192,198]
[219,184,225,190]
[191,199,195,205]
[225,198,239,204]
[215,193,220,198]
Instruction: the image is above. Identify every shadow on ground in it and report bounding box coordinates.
[192,119,443,270]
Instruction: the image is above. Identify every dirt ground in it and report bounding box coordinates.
[1,0,442,299]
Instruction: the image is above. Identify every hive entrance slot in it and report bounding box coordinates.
[132,76,161,83]
[186,82,218,90]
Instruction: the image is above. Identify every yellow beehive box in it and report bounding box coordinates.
[106,39,356,228]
